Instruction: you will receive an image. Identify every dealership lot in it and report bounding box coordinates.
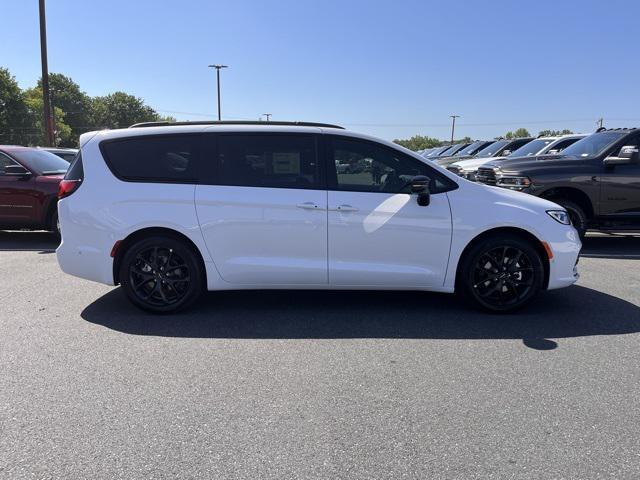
[1,232,639,479]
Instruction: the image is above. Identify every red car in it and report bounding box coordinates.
[0,146,72,234]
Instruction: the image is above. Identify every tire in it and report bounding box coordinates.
[552,199,587,240]
[119,235,204,313]
[458,234,545,313]
[50,209,60,236]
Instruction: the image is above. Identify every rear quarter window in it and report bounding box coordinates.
[100,134,200,183]
[64,152,84,180]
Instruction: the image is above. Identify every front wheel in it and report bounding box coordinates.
[119,235,204,313]
[458,234,545,313]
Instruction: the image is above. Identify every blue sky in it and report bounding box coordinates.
[2,0,639,141]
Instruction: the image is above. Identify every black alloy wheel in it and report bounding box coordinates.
[120,236,203,313]
[460,235,544,313]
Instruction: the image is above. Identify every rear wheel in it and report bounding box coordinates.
[458,234,545,313]
[119,235,204,313]
[551,199,587,239]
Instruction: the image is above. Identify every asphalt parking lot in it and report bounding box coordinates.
[1,231,639,479]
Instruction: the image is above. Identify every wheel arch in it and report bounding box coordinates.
[539,187,594,219]
[112,226,207,286]
[455,226,550,291]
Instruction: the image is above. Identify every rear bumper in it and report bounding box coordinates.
[55,201,115,286]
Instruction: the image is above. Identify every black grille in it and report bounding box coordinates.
[476,167,497,185]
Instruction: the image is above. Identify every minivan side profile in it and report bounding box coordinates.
[57,122,581,313]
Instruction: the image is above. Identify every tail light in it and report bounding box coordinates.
[58,179,82,199]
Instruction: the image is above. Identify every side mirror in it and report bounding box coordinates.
[410,175,431,206]
[604,145,640,166]
[4,164,32,177]
[619,145,639,163]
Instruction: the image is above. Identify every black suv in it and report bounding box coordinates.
[475,128,640,238]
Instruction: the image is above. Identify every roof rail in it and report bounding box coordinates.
[129,120,345,129]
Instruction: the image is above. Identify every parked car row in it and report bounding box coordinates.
[437,128,640,238]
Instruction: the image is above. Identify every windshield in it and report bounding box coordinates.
[508,138,555,157]
[442,143,460,157]
[436,146,455,157]
[475,140,510,158]
[560,132,627,159]
[426,146,448,157]
[456,141,488,156]
[10,149,70,175]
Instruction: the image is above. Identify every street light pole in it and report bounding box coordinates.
[39,0,54,146]
[449,114,460,145]
[208,64,228,120]
[263,113,272,122]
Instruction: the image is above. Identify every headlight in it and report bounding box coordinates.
[547,210,571,225]
[495,175,531,190]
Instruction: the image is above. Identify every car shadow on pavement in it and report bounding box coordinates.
[81,285,640,350]
[0,231,59,252]
[581,233,640,259]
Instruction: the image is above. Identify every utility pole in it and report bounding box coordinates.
[597,118,604,129]
[50,88,57,146]
[39,0,54,146]
[263,113,272,122]
[208,64,228,120]
[449,115,460,145]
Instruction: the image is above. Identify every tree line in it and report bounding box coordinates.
[394,128,574,151]
[0,67,174,147]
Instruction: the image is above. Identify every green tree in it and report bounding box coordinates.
[538,129,573,136]
[91,91,163,129]
[0,67,34,145]
[38,73,93,146]
[24,86,73,146]
[393,135,442,151]
[504,128,531,139]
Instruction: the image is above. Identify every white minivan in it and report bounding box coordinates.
[56,121,581,313]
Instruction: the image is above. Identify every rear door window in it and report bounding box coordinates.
[212,134,320,189]
[100,134,200,183]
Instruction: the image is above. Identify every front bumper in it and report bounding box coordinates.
[546,227,581,290]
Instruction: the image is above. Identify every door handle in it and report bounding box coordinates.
[331,204,359,212]
[296,202,321,210]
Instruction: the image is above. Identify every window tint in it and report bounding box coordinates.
[101,135,199,182]
[561,132,626,159]
[476,140,510,157]
[456,141,488,156]
[64,152,84,181]
[507,138,532,151]
[217,134,319,189]
[611,134,640,156]
[0,153,18,175]
[329,137,453,194]
[508,139,554,157]
[550,138,579,152]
